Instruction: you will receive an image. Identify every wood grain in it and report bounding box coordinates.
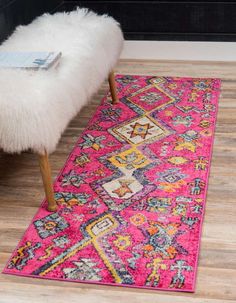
[0,59,236,303]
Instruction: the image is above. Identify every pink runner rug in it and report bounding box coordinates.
[3,75,221,292]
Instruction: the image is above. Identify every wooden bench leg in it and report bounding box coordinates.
[38,151,57,212]
[108,71,119,104]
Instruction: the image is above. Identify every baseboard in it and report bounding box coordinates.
[121,41,236,62]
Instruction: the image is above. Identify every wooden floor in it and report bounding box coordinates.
[0,60,236,303]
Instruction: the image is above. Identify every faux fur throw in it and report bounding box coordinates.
[0,8,123,154]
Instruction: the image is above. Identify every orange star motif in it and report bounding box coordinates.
[112,180,133,198]
[128,122,154,140]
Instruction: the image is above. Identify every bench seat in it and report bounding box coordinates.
[0,8,123,154]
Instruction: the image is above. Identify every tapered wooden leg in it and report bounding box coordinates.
[108,71,119,104]
[38,151,57,212]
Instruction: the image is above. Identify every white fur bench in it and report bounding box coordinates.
[0,8,123,211]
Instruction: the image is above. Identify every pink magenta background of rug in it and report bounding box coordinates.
[3,75,221,292]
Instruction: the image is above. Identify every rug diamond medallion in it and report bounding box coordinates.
[3,75,221,292]
[112,115,172,145]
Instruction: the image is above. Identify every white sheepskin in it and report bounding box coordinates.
[0,8,123,154]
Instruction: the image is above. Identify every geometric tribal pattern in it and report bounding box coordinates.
[3,75,221,292]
